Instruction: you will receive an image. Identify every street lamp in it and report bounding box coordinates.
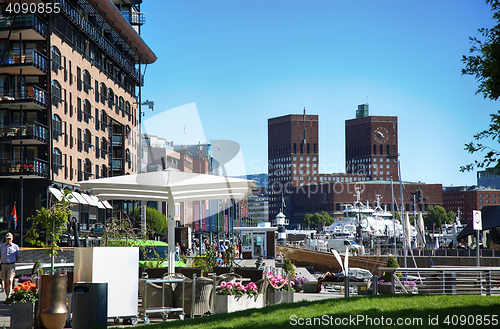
[138,100,155,233]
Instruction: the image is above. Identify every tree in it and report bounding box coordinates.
[424,205,455,232]
[303,211,335,231]
[461,0,500,172]
[130,207,167,233]
[26,190,72,274]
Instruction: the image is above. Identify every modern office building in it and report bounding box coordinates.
[477,168,500,189]
[345,104,399,180]
[0,0,156,239]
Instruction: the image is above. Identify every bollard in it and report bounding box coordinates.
[372,275,378,295]
[344,276,350,298]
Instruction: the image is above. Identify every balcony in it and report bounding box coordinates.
[112,158,123,171]
[0,14,48,40]
[0,158,49,178]
[0,122,49,145]
[112,135,123,146]
[0,49,49,75]
[0,86,48,110]
[56,0,143,84]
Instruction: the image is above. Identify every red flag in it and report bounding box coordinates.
[11,204,17,229]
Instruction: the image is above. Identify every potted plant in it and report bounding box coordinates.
[291,277,309,292]
[265,272,295,305]
[6,279,38,329]
[379,256,401,294]
[26,189,72,329]
[214,281,263,313]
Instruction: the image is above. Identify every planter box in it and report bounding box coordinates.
[11,302,34,329]
[215,294,264,313]
[378,284,394,294]
[267,291,294,305]
[302,281,318,293]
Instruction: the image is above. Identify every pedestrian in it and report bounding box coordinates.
[176,242,181,255]
[219,242,226,261]
[0,233,20,299]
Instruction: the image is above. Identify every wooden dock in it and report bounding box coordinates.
[277,245,388,275]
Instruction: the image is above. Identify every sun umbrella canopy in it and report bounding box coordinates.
[77,169,257,275]
[77,169,257,202]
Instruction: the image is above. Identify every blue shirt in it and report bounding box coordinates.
[0,242,20,264]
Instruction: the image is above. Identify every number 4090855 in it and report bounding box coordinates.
[6,2,61,15]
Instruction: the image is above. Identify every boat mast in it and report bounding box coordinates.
[391,177,396,256]
[397,157,407,267]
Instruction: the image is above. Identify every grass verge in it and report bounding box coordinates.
[128,294,500,328]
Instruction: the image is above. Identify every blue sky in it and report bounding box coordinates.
[140,0,498,187]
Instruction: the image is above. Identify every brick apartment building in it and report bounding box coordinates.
[0,0,156,239]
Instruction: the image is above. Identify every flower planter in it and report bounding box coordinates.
[302,281,319,293]
[10,302,35,329]
[38,274,68,329]
[267,290,294,305]
[215,294,264,313]
[377,283,394,294]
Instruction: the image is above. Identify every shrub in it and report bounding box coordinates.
[384,256,401,282]
[283,259,296,278]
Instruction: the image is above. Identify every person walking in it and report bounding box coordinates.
[0,232,20,299]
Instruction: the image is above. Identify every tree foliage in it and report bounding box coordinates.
[26,189,73,274]
[303,211,335,230]
[461,0,500,172]
[424,205,456,232]
[130,207,167,233]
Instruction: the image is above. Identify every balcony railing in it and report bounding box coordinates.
[0,158,49,177]
[112,135,123,146]
[0,122,49,143]
[83,81,92,94]
[83,141,93,153]
[0,14,48,38]
[0,49,49,73]
[0,86,48,108]
[83,111,92,124]
[84,171,93,181]
[112,159,123,170]
[55,0,143,84]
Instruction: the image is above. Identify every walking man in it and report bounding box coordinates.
[1,233,20,299]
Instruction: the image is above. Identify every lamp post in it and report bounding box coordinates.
[138,100,154,233]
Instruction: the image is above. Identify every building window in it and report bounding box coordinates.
[100,83,107,104]
[83,99,92,123]
[83,70,92,93]
[83,158,92,180]
[51,46,61,72]
[51,80,62,106]
[77,66,82,91]
[52,114,63,140]
[52,147,63,174]
[83,129,92,153]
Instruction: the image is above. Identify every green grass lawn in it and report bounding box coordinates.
[130,294,500,328]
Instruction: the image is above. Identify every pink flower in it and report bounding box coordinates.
[220,281,227,288]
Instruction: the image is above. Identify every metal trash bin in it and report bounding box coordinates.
[72,283,108,329]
